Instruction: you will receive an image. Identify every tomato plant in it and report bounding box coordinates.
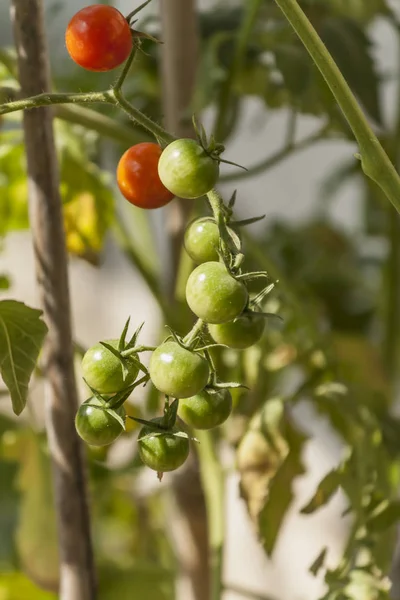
[208,311,265,349]
[75,396,125,446]
[117,143,175,209]
[65,5,133,72]
[4,1,400,599]
[138,418,190,472]
[186,261,248,323]
[178,388,232,430]
[158,139,220,199]
[81,339,139,394]
[149,341,210,398]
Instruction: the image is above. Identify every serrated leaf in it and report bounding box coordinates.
[0,300,47,415]
[301,469,341,514]
[257,423,306,555]
[319,17,381,124]
[237,399,307,556]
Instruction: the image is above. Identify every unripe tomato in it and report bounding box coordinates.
[75,396,125,446]
[178,388,232,430]
[208,312,265,349]
[186,262,248,324]
[158,139,219,199]
[149,342,209,398]
[138,418,189,472]
[81,339,139,395]
[65,5,133,72]
[117,143,175,209]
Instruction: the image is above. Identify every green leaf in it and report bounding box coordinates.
[16,432,59,591]
[61,150,114,265]
[300,469,342,514]
[0,300,48,415]
[0,274,10,290]
[309,546,328,576]
[319,17,381,124]
[0,572,56,600]
[367,500,400,533]
[274,43,312,96]
[99,564,174,600]
[0,142,29,234]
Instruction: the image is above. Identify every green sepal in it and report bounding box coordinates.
[164,398,179,429]
[126,321,145,349]
[229,214,266,227]
[118,316,131,351]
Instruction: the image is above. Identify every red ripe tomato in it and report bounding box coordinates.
[117,143,175,209]
[65,5,133,72]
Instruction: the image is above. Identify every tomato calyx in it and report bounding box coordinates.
[192,116,247,172]
[99,317,155,380]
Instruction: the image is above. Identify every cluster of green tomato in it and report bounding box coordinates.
[66,3,269,476]
[76,216,267,475]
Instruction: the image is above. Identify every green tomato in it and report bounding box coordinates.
[75,396,125,446]
[81,339,139,394]
[149,341,209,398]
[186,261,248,324]
[184,217,240,264]
[178,388,232,430]
[158,139,219,199]
[208,311,265,349]
[138,417,190,472]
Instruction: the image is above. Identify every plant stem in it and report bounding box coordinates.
[196,430,225,600]
[183,319,206,347]
[207,188,236,261]
[220,125,328,182]
[11,1,96,598]
[273,0,400,214]
[0,90,109,115]
[111,88,175,144]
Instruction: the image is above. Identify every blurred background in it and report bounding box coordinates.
[1,0,400,599]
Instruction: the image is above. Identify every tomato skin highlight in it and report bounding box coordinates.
[186,262,248,324]
[81,339,139,395]
[178,388,232,430]
[158,139,220,199]
[138,418,190,472]
[149,342,210,399]
[66,5,133,72]
[208,312,265,349]
[117,143,175,209]
[75,396,125,446]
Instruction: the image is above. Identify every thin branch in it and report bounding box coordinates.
[220,125,329,183]
[196,431,225,600]
[0,90,109,115]
[11,1,96,599]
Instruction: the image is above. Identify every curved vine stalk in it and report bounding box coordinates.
[272,0,400,214]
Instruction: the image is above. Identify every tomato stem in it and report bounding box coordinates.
[183,318,206,348]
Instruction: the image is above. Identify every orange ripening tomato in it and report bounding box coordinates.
[117,143,175,209]
[65,5,133,72]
